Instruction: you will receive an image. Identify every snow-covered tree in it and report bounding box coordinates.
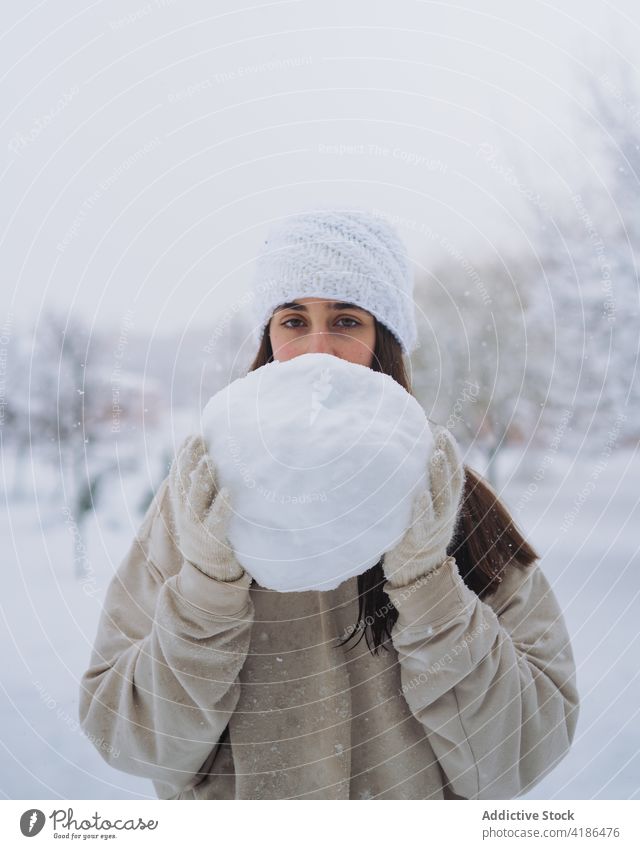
[411,250,550,485]
[521,59,640,451]
[29,309,114,577]
[578,63,640,436]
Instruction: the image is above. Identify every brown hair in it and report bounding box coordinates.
[247,317,539,655]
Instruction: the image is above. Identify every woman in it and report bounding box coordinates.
[79,209,579,800]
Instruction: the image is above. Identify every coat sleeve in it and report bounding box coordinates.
[78,476,255,799]
[383,555,579,799]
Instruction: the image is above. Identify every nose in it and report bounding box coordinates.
[304,330,336,354]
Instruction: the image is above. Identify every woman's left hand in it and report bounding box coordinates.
[382,425,466,588]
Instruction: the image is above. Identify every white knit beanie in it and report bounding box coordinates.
[249,208,418,355]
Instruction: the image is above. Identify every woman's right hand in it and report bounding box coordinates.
[168,435,246,582]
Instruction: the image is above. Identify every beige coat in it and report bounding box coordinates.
[79,476,579,800]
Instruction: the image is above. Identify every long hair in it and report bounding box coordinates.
[247,318,539,656]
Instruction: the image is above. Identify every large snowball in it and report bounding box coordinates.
[200,352,433,592]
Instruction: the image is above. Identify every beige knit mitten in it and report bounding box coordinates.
[382,425,465,588]
[168,434,245,582]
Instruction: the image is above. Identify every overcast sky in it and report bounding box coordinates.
[3,0,639,340]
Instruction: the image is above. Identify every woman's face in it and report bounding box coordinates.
[268,297,376,367]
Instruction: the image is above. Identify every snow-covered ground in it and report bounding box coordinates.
[1,443,638,799]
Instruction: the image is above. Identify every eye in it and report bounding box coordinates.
[280,316,362,329]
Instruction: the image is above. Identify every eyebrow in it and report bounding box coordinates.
[274,301,370,314]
